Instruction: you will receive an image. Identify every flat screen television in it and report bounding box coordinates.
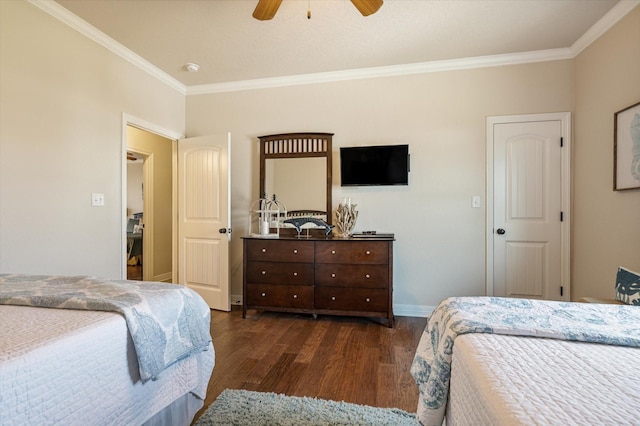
[340,144,409,186]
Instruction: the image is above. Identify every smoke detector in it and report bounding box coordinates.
[185,62,200,72]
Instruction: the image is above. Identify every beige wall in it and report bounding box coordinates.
[187,60,573,309]
[126,126,174,281]
[0,1,185,278]
[572,7,640,300]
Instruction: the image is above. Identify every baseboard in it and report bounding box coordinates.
[154,272,173,283]
[394,304,434,318]
[231,296,434,318]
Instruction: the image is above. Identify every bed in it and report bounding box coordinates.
[411,297,640,426]
[0,274,215,426]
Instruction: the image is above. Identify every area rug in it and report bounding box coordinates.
[193,389,417,425]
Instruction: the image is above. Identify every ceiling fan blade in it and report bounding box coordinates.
[351,0,383,16]
[253,0,283,20]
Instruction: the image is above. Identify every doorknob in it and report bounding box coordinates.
[219,228,231,234]
[496,228,506,235]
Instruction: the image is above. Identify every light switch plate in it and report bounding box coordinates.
[92,193,105,206]
[472,195,481,208]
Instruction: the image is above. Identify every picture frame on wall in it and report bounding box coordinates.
[614,100,640,191]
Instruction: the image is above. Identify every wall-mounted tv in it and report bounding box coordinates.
[340,144,410,186]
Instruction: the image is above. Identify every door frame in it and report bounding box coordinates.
[121,113,182,281]
[485,112,572,298]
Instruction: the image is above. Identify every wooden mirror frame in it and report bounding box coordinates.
[258,132,333,229]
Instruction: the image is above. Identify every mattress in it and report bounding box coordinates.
[0,304,215,426]
[447,333,640,425]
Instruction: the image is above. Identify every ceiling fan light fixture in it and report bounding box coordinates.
[252,0,382,20]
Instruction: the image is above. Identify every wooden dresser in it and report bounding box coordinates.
[242,236,394,327]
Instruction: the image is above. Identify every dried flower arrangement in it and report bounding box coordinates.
[335,199,358,237]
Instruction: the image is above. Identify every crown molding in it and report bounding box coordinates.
[571,0,639,56]
[186,48,574,95]
[28,0,187,95]
[31,0,638,97]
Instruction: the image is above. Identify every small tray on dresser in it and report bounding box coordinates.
[351,232,395,238]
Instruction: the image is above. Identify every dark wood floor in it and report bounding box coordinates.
[193,308,428,422]
[127,264,142,280]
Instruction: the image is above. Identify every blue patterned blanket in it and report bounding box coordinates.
[0,274,212,382]
[410,297,640,426]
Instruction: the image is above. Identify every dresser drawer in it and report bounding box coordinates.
[246,284,313,309]
[246,261,313,285]
[315,241,388,264]
[315,287,388,312]
[246,240,314,263]
[315,264,388,288]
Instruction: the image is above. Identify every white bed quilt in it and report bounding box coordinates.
[0,305,215,426]
[411,297,640,426]
[448,333,640,425]
[0,274,212,382]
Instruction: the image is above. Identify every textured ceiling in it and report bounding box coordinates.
[53,0,623,87]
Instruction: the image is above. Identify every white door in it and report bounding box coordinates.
[178,133,231,311]
[487,113,571,300]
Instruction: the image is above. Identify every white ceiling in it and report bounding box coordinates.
[49,0,633,91]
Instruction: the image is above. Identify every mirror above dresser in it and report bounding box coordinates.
[258,132,333,231]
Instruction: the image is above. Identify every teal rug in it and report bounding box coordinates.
[194,389,416,425]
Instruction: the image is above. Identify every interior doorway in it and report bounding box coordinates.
[126,150,145,280]
[486,112,571,301]
[122,116,179,282]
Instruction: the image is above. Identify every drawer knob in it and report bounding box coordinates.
[293,272,298,276]
[293,294,298,299]
[365,274,370,279]
[366,298,370,302]
[331,296,336,301]
[261,248,267,253]
[261,292,266,297]
[331,273,336,278]
[261,270,266,275]
[365,250,371,255]
[293,249,298,254]
[331,250,336,254]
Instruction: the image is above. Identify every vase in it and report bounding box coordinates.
[335,200,358,238]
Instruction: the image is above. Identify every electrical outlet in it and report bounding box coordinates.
[92,193,105,206]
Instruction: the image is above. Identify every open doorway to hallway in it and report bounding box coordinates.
[125,125,174,282]
[126,151,144,280]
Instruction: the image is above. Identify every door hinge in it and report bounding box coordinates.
[560,286,564,297]
[560,211,564,221]
[560,137,564,147]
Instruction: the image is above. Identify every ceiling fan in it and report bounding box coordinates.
[253,0,383,20]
